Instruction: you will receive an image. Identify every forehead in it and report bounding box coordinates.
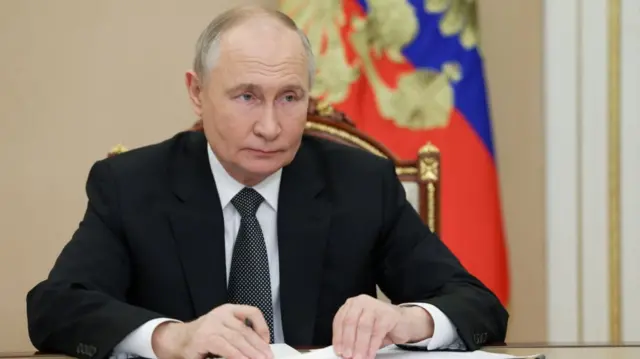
[214,18,309,83]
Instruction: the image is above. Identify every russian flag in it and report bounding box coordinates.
[281,0,509,306]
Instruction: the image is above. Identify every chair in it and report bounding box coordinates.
[108,98,441,234]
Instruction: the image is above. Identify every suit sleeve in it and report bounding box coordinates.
[373,160,509,350]
[26,160,164,359]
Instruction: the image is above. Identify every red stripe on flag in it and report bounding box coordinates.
[438,110,509,305]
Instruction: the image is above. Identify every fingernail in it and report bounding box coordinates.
[345,349,352,358]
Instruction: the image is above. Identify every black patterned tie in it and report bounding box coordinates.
[227,187,274,343]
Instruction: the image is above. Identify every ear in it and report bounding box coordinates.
[185,70,204,117]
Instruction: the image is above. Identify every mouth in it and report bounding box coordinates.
[246,148,282,155]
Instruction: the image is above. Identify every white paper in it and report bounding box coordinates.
[291,345,542,359]
[271,343,303,359]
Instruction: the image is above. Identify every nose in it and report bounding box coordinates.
[254,105,281,141]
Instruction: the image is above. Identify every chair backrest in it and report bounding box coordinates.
[303,99,441,234]
[108,98,441,233]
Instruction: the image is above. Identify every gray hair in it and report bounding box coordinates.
[193,6,316,87]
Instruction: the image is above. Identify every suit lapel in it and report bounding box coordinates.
[168,132,228,317]
[278,139,331,345]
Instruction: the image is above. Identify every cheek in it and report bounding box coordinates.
[208,103,259,139]
[219,118,256,144]
[278,103,308,132]
[280,118,307,145]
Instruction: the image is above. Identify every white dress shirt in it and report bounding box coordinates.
[112,145,465,358]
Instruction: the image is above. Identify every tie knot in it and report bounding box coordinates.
[231,187,264,217]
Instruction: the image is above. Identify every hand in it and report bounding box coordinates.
[332,295,434,359]
[152,304,273,359]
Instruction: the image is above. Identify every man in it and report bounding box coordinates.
[26,5,508,359]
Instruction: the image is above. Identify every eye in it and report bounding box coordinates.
[239,93,254,102]
[282,93,297,102]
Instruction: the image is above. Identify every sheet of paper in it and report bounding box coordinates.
[293,345,543,359]
[271,343,302,359]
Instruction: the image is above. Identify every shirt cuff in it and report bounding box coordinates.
[397,302,465,350]
[112,318,181,358]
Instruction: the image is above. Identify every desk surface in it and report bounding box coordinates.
[2,346,640,359]
[487,345,640,358]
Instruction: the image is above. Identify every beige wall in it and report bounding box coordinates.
[477,0,546,343]
[0,0,544,351]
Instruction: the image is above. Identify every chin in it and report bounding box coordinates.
[242,152,290,176]
[236,147,297,180]
[246,158,286,175]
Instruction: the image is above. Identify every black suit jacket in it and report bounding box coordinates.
[26,131,508,359]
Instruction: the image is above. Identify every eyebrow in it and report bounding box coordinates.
[281,84,306,95]
[226,83,258,96]
[225,83,306,96]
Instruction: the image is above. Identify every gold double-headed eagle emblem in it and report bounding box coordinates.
[280,0,479,130]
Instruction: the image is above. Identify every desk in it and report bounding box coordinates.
[486,345,640,358]
[2,346,640,359]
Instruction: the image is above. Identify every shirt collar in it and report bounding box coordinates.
[207,144,281,211]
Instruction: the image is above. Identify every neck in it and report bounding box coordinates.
[232,172,267,187]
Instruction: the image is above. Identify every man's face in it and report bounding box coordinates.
[187,18,310,186]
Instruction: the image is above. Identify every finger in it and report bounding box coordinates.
[220,325,266,359]
[367,316,394,359]
[341,302,364,358]
[205,335,246,359]
[235,305,271,344]
[353,310,375,359]
[381,336,394,347]
[332,301,351,355]
[225,315,273,359]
